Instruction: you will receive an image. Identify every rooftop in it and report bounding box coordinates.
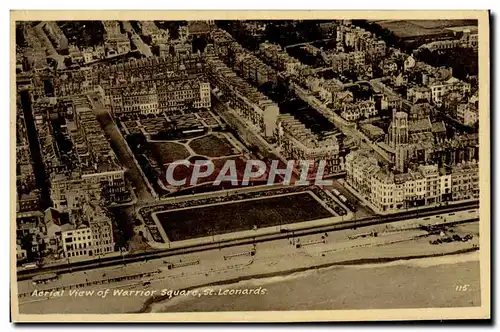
[279,113,339,150]
[431,121,447,133]
[409,117,432,133]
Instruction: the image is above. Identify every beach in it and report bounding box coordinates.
[152,252,480,312]
[17,220,480,314]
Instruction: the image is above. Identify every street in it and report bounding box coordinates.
[89,95,154,203]
[211,94,299,179]
[121,21,154,57]
[17,199,478,281]
[34,22,66,70]
[17,210,479,314]
[291,82,393,164]
[212,96,277,160]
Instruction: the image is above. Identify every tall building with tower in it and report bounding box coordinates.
[388,110,409,173]
[389,110,408,146]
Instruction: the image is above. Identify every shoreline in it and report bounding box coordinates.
[18,220,480,314]
[137,247,479,313]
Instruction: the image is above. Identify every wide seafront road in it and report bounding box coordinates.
[17,200,479,280]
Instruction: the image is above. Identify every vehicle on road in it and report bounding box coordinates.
[334,206,347,216]
[338,194,357,212]
[21,262,38,270]
[32,272,58,285]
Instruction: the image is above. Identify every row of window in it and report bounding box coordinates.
[113,88,204,99]
[66,244,113,256]
[94,247,113,254]
[65,229,90,237]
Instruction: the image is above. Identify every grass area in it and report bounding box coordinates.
[160,156,251,187]
[375,20,477,39]
[149,141,190,166]
[405,20,477,30]
[189,134,238,157]
[156,193,333,241]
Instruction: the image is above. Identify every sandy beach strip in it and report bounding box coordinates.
[18,223,480,315]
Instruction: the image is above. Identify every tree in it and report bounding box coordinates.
[192,35,208,54]
[126,133,147,152]
[20,233,39,262]
[151,45,160,57]
[141,34,152,45]
[63,57,73,67]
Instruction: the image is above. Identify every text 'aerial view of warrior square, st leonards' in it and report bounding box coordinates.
[10,10,490,323]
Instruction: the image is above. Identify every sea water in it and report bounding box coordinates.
[152,251,481,312]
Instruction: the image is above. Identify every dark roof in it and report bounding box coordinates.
[44,207,61,223]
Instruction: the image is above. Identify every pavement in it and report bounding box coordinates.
[212,94,301,178]
[121,21,154,57]
[291,82,393,164]
[17,210,479,314]
[34,22,66,70]
[145,190,354,250]
[323,181,374,218]
[212,96,276,157]
[370,78,413,110]
[88,94,155,203]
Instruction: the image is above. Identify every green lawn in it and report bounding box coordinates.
[156,193,333,241]
[189,134,238,157]
[149,141,191,166]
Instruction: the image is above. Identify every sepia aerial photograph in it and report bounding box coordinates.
[11,11,490,322]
